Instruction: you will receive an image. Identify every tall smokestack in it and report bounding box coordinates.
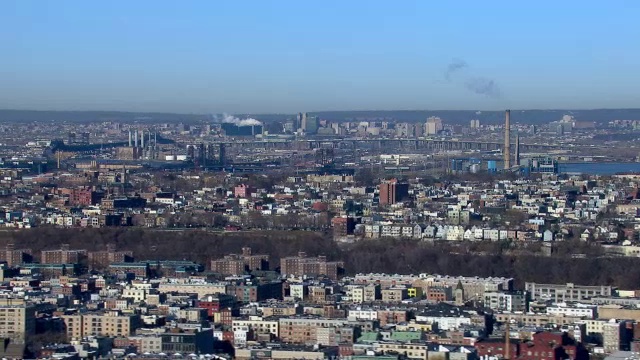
[128,131,132,147]
[504,321,511,360]
[134,130,138,147]
[515,132,520,166]
[504,110,511,169]
[141,131,145,148]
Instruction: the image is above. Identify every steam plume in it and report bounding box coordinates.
[465,77,501,98]
[221,114,262,126]
[445,59,501,98]
[445,59,467,80]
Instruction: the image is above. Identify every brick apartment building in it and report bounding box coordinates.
[379,178,409,205]
[68,187,102,206]
[226,280,283,303]
[87,244,134,270]
[518,331,586,360]
[61,311,141,340]
[197,294,237,317]
[0,243,32,267]
[280,252,344,280]
[331,216,356,238]
[277,317,357,345]
[474,338,520,359]
[210,247,269,275]
[0,298,36,343]
[41,244,86,264]
[234,184,256,198]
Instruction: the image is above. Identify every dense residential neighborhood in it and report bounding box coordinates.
[1,113,640,359]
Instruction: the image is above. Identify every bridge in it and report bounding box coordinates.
[49,136,559,155]
[214,138,558,152]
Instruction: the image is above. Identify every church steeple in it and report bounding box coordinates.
[454,280,465,306]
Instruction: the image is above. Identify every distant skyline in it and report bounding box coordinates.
[1,1,639,113]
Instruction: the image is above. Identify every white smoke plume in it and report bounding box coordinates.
[220,114,262,126]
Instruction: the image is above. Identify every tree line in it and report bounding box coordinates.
[0,228,637,289]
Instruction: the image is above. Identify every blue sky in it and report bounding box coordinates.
[1,1,639,113]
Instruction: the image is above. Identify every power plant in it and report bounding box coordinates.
[504,109,511,169]
[119,129,160,160]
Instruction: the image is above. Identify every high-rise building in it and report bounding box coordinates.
[303,114,319,134]
[379,178,409,205]
[425,117,443,135]
[0,298,36,343]
[295,112,303,130]
[395,123,414,137]
[218,143,226,166]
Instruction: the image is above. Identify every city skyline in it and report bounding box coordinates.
[1,1,639,113]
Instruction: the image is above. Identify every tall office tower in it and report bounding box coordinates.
[302,114,318,134]
[299,112,308,132]
[504,110,511,169]
[199,143,206,167]
[295,112,303,130]
[425,116,443,135]
[219,143,226,166]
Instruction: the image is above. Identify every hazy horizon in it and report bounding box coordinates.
[4,107,640,116]
[2,1,640,113]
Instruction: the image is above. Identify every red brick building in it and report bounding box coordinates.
[197,294,237,317]
[379,178,409,205]
[331,217,356,238]
[377,310,408,326]
[427,286,453,302]
[69,188,97,206]
[88,243,133,269]
[518,331,583,360]
[474,338,520,359]
[0,243,32,267]
[41,244,86,264]
[210,247,269,275]
[234,184,256,198]
[280,252,344,280]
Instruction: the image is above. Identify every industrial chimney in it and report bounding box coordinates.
[128,131,132,147]
[504,110,511,169]
[504,321,511,360]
